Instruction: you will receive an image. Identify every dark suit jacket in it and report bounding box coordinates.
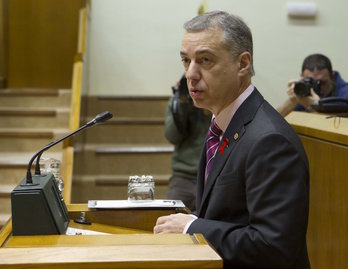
[187,89,310,269]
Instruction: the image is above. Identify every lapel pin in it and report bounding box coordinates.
[219,137,229,155]
[234,133,239,140]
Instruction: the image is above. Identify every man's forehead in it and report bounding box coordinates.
[303,68,331,78]
[181,29,224,55]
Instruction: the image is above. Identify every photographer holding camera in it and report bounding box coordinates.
[165,74,211,211]
[277,53,348,117]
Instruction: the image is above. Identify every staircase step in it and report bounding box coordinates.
[0,197,11,213]
[71,96,173,204]
[0,152,63,165]
[95,145,173,154]
[83,118,168,144]
[0,88,71,108]
[0,213,10,228]
[71,174,170,203]
[0,107,56,116]
[73,144,173,175]
[0,128,54,137]
[0,167,27,185]
[0,88,60,96]
[0,107,70,128]
[85,96,169,119]
[0,128,69,151]
[0,184,16,197]
[93,174,170,185]
[0,88,72,230]
[0,152,62,185]
[111,117,165,124]
[0,128,68,137]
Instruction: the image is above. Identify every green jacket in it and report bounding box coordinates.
[165,96,211,180]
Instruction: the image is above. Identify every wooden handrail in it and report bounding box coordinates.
[61,61,83,203]
[61,147,74,203]
[77,7,87,55]
[60,5,88,203]
[69,61,83,132]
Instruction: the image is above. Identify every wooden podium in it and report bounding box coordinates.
[0,204,222,269]
[286,112,348,269]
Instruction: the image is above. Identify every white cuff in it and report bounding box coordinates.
[183,214,197,234]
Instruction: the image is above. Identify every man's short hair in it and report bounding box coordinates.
[184,11,255,76]
[302,54,333,74]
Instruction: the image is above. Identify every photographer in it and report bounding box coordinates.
[165,74,211,211]
[277,53,348,117]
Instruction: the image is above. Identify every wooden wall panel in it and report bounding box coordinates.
[300,135,348,269]
[0,0,8,88]
[286,111,348,269]
[7,0,85,88]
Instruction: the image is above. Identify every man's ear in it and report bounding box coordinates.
[331,71,335,79]
[238,52,251,76]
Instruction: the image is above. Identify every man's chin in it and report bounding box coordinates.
[191,99,207,110]
[191,98,201,107]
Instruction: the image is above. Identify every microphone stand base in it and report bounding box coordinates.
[11,173,69,235]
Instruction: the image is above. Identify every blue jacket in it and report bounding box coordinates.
[295,71,348,111]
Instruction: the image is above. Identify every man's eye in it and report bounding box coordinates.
[203,57,210,63]
[181,57,188,64]
[200,57,213,67]
[181,58,190,67]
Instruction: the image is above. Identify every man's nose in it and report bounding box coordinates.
[185,62,200,81]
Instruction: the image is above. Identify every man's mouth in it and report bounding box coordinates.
[189,88,202,98]
[190,87,201,93]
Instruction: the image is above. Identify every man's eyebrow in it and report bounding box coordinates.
[180,49,215,57]
[195,49,215,55]
[180,51,187,57]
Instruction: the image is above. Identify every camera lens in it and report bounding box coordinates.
[294,81,311,97]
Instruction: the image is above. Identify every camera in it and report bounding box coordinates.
[172,75,190,98]
[294,77,321,97]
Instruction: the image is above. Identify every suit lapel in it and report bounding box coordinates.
[197,88,264,217]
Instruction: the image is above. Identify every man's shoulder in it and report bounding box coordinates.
[334,71,348,94]
[335,84,348,98]
[246,100,295,135]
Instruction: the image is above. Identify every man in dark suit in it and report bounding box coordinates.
[154,11,310,269]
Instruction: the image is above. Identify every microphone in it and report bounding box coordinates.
[11,111,113,235]
[86,110,113,126]
[27,111,113,184]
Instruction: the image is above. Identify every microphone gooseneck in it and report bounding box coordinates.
[26,111,113,184]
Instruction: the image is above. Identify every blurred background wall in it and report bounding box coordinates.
[86,0,348,108]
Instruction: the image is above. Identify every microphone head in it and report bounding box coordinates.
[94,111,113,124]
[86,111,113,127]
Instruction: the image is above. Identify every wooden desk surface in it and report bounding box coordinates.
[0,233,221,269]
[286,111,348,144]
[0,204,223,269]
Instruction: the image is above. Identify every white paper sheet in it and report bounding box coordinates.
[66,227,111,235]
[87,199,185,209]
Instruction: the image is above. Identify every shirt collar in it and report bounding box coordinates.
[214,84,254,133]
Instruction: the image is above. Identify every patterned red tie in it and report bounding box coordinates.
[205,119,222,181]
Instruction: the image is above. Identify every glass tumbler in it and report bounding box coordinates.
[128,175,155,202]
